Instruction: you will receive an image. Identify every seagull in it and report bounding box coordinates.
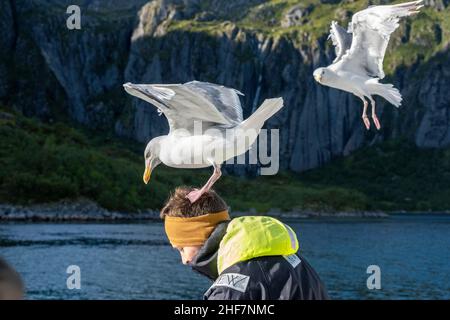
[313,0,424,130]
[123,81,284,203]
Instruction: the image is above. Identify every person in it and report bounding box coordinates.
[161,186,329,300]
[0,257,24,300]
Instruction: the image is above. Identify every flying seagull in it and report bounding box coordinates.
[123,81,284,203]
[313,0,424,130]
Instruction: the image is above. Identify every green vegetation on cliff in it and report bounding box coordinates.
[1,107,449,213]
[0,107,367,212]
[300,140,450,211]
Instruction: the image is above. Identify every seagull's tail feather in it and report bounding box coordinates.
[366,79,402,108]
[238,98,284,130]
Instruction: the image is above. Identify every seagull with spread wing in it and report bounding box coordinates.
[123,81,283,203]
[313,0,424,130]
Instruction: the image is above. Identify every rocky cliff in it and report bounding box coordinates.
[1,0,449,172]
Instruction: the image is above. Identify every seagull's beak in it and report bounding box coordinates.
[314,74,321,83]
[143,165,151,184]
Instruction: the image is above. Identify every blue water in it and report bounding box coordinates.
[0,214,449,300]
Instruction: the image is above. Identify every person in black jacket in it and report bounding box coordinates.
[161,186,329,300]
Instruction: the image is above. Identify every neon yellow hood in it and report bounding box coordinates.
[217,216,299,274]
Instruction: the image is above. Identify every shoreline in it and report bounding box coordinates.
[0,200,161,222]
[1,200,449,222]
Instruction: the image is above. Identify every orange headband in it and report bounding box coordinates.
[164,211,230,247]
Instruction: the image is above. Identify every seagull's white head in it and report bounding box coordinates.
[143,138,162,185]
[313,68,325,83]
[313,67,330,85]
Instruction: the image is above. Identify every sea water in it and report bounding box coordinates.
[1,214,449,299]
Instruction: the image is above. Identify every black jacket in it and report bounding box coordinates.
[191,221,329,300]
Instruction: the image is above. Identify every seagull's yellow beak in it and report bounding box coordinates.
[314,74,321,83]
[143,165,151,184]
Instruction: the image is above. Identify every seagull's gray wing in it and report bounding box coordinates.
[184,81,244,125]
[335,0,424,79]
[328,21,352,63]
[123,82,243,133]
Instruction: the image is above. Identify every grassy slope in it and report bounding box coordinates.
[299,141,450,211]
[1,107,449,213]
[0,107,367,212]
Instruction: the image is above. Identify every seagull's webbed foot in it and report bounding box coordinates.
[372,115,381,130]
[369,97,381,130]
[361,99,370,130]
[186,161,222,204]
[362,115,370,130]
[186,188,204,203]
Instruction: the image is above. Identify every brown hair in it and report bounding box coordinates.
[160,186,228,219]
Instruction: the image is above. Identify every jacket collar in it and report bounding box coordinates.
[190,221,229,280]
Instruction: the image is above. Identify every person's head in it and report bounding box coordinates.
[161,186,230,265]
[0,257,24,300]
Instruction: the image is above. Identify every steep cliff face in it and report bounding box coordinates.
[0,1,14,96]
[6,0,149,128]
[1,0,449,172]
[1,0,68,119]
[415,49,450,147]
